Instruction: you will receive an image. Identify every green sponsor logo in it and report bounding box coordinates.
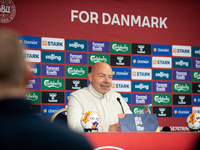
[25,91,41,103]
[173,82,191,93]
[66,66,87,77]
[42,78,64,90]
[153,94,172,105]
[132,106,152,114]
[110,42,130,54]
[88,54,109,65]
[192,71,200,81]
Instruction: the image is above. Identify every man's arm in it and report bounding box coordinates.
[67,94,84,132]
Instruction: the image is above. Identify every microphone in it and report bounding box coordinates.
[117,97,124,114]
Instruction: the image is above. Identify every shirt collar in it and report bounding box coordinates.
[88,84,110,99]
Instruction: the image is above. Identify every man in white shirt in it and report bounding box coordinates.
[67,62,132,132]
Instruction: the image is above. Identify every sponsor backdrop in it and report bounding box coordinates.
[1,0,200,132]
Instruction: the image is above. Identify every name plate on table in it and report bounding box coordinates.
[118,114,160,132]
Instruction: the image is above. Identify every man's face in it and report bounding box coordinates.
[89,64,113,94]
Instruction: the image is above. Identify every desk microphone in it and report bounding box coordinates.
[117,97,124,114]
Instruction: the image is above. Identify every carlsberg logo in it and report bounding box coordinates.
[194,72,200,80]
[44,80,62,88]
[112,44,128,52]
[134,108,143,114]
[174,84,189,91]
[68,67,85,75]
[154,96,169,103]
[90,55,107,63]
[26,93,38,101]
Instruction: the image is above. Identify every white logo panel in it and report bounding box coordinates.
[111,80,131,92]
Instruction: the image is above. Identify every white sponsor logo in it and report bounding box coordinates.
[178,96,186,104]
[90,55,107,63]
[26,93,38,101]
[48,93,58,102]
[44,80,62,88]
[46,66,59,76]
[111,80,131,92]
[112,44,128,52]
[195,49,200,55]
[134,108,143,114]
[92,42,105,51]
[42,37,64,50]
[0,0,16,23]
[135,83,149,90]
[155,72,169,78]
[45,54,61,61]
[156,83,168,92]
[174,84,189,91]
[137,45,145,53]
[172,45,191,57]
[175,71,188,80]
[194,72,200,80]
[195,60,200,68]
[175,60,189,67]
[154,96,169,103]
[158,108,166,116]
[152,57,172,68]
[70,54,83,63]
[68,67,85,75]
[26,79,36,88]
[69,42,84,49]
[116,56,125,65]
[24,50,41,62]
[132,68,151,80]
[72,80,81,90]
[136,95,147,104]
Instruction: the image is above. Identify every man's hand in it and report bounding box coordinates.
[108,123,121,132]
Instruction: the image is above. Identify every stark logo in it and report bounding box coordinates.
[0,0,16,23]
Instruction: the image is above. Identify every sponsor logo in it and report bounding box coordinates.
[173,95,191,105]
[173,70,191,81]
[42,78,64,90]
[42,51,64,63]
[26,78,41,89]
[132,43,151,55]
[121,93,131,104]
[66,52,87,64]
[24,50,41,63]
[193,95,200,105]
[18,36,41,49]
[88,41,109,53]
[25,91,41,103]
[132,94,151,105]
[29,64,40,76]
[42,37,64,50]
[173,107,192,117]
[153,107,172,117]
[110,42,130,54]
[192,71,200,81]
[42,105,64,117]
[110,55,130,66]
[132,106,152,114]
[192,46,200,57]
[172,58,191,69]
[193,83,200,93]
[131,68,151,80]
[173,82,191,93]
[192,59,200,69]
[42,64,64,77]
[153,82,172,93]
[111,80,131,92]
[152,44,171,56]
[0,0,16,23]
[112,68,131,79]
[66,39,87,51]
[153,94,172,105]
[66,66,87,77]
[42,92,64,103]
[152,69,171,80]
[172,45,191,57]
[193,107,200,114]
[132,56,151,67]
[152,57,172,68]
[66,79,87,90]
[132,81,151,92]
[89,54,109,65]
